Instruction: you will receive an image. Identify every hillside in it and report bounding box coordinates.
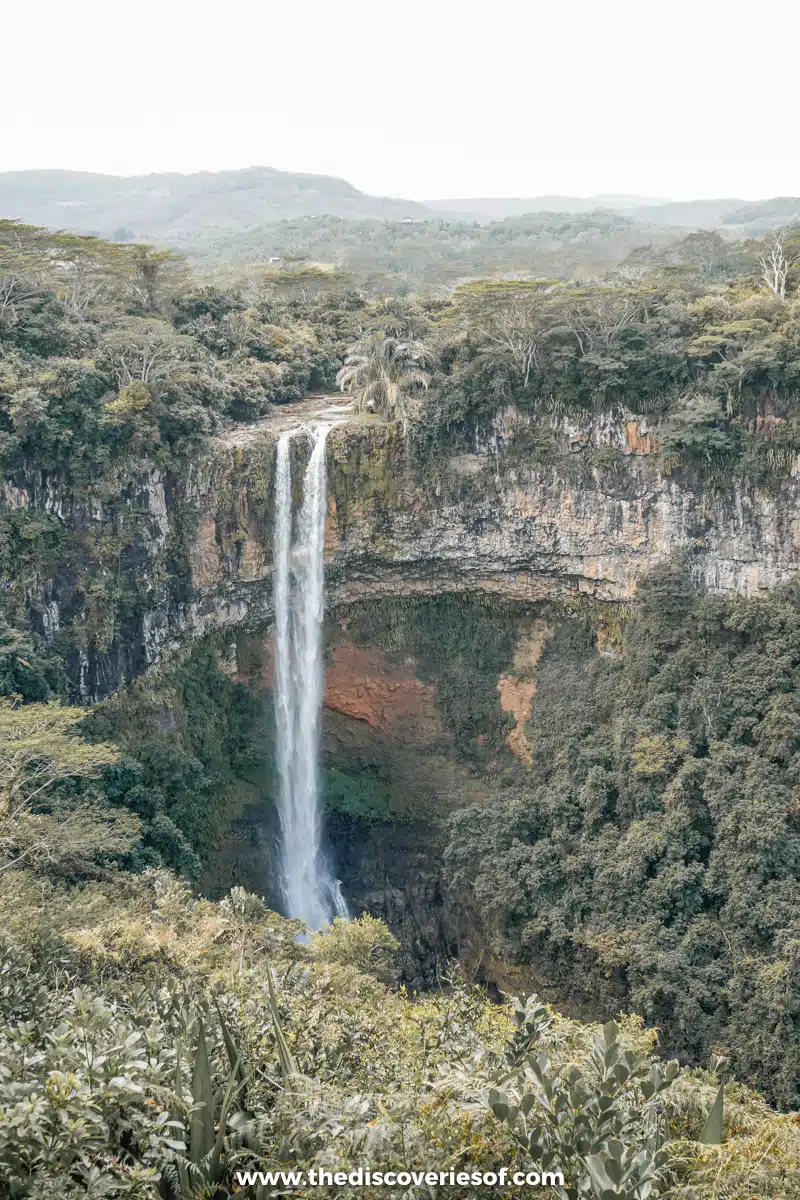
[2,170,797,297]
[427,194,672,220]
[4,169,798,257]
[0,166,430,241]
[175,209,678,284]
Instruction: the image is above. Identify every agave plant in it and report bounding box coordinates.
[266,966,297,1080]
[157,969,301,1198]
[159,1014,251,1199]
[698,1054,728,1145]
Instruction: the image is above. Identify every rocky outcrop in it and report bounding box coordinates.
[177,410,800,663]
[0,465,177,698]
[324,641,442,745]
[5,405,800,698]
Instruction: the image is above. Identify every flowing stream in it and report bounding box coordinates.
[273,424,347,929]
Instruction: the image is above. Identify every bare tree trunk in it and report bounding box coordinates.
[759,233,793,299]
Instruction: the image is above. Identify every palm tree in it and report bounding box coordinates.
[336,334,435,427]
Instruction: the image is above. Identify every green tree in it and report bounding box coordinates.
[121,244,188,314]
[0,697,119,818]
[100,318,197,388]
[336,333,434,426]
[218,885,268,971]
[0,220,50,325]
[0,698,121,872]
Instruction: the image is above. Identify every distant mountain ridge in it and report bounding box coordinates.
[0,166,430,240]
[426,194,671,220]
[427,194,800,230]
[0,167,796,247]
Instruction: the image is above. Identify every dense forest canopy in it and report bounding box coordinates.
[174,210,677,282]
[2,208,800,1196]
[3,215,800,480]
[446,568,800,1109]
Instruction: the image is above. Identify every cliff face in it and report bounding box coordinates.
[172,409,800,983]
[4,405,800,699]
[0,464,178,699]
[177,409,800,659]
[8,406,799,981]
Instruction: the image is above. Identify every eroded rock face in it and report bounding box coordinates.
[324,641,442,745]
[1,465,176,699]
[180,412,800,664]
[5,407,800,701]
[498,621,553,765]
[217,628,442,746]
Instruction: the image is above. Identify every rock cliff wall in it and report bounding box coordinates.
[4,406,800,699]
[8,405,797,981]
[178,410,800,658]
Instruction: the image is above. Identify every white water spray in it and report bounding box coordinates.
[273,425,347,929]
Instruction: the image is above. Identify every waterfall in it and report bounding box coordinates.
[273,424,346,929]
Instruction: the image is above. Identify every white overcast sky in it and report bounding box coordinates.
[4,0,799,201]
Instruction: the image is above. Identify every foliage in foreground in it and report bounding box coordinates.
[0,868,797,1198]
[487,997,680,1200]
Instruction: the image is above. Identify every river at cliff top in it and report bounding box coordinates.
[221,394,356,444]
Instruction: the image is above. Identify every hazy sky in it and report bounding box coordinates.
[5,0,799,201]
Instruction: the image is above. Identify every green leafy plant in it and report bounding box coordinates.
[698,1085,724,1146]
[266,966,297,1079]
[698,1055,728,1145]
[310,913,399,983]
[486,998,679,1199]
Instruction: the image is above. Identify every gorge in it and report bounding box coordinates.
[4,220,800,1195]
[5,400,800,999]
